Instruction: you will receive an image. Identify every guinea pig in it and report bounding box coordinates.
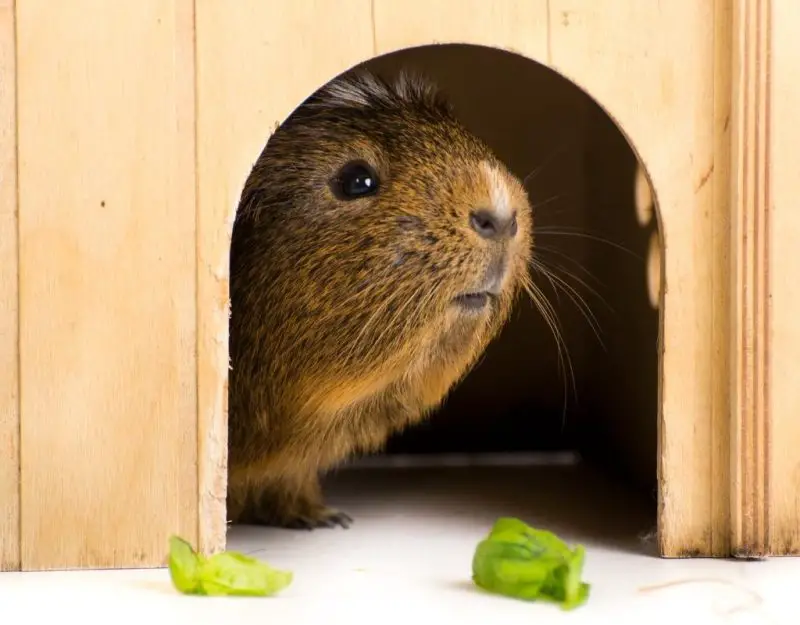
[227,70,533,529]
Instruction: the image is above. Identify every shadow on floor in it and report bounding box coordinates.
[230,461,658,558]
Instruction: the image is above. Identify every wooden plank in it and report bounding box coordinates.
[767,0,800,556]
[710,0,734,558]
[729,0,771,559]
[549,1,730,556]
[372,0,549,60]
[194,0,374,556]
[16,0,197,570]
[0,0,20,572]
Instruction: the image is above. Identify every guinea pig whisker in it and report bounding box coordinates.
[530,193,566,212]
[530,259,606,351]
[533,244,602,286]
[535,227,644,261]
[337,275,390,320]
[521,135,582,188]
[400,277,448,340]
[525,280,573,429]
[341,281,399,365]
[531,256,603,319]
[365,284,429,362]
[520,274,576,428]
[355,276,437,367]
[536,255,614,316]
[531,257,564,309]
[345,309,389,364]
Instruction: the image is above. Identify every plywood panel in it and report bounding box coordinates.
[0,0,20,572]
[729,0,771,559]
[195,0,375,555]
[16,0,197,570]
[549,1,731,556]
[709,0,734,558]
[372,0,549,61]
[768,0,800,555]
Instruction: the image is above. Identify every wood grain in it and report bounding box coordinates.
[766,0,800,556]
[194,0,375,556]
[729,0,771,559]
[548,1,731,556]
[0,0,20,572]
[9,0,796,567]
[372,0,549,60]
[710,0,734,559]
[16,0,197,570]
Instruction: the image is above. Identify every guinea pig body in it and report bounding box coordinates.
[227,71,533,529]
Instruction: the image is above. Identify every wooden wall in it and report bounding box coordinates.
[6,0,198,570]
[0,0,795,570]
[0,0,20,572]
[769,0,800,556]
[729,0,800,557]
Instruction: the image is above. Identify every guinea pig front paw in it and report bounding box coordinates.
[282,506,353,531]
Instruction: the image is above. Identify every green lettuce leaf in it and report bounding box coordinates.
[167,535,293,597]
[168,535,202,594]
[471,517,590,610]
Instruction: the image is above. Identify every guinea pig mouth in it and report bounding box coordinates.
[452,292,495,312]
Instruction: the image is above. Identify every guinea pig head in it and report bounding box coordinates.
[232,71,532,400]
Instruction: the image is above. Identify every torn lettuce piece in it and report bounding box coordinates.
[168,535,202,594]
[200,551,294,597]
[471,517,590,610]
[168,535,293,597]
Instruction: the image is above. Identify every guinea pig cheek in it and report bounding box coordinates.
[391,249,409,268]
[391,215,437,271]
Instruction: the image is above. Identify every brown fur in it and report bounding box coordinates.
[227,70,533,528]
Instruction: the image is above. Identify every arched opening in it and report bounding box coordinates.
[225,44,663,567]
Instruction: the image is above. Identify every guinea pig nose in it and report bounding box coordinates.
[469,209,518,240]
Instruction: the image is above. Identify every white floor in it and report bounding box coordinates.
[1,455,798,625]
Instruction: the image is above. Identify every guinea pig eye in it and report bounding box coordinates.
[331,160,380,200]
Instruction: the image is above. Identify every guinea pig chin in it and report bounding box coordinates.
[451,257,510,315]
